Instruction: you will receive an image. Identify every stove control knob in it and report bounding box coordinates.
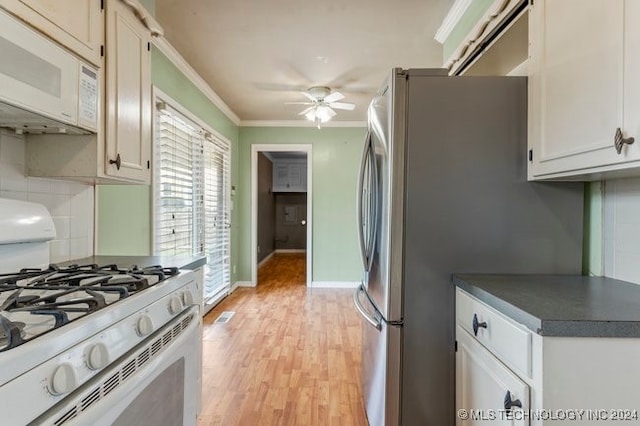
[182,290,195,306]
[50,363,77,395]
[168,295,182,315]
[86,343,109,370]
[136,315,154,337]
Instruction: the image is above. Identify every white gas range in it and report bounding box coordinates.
[0,198,201,425]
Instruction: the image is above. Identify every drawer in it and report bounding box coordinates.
[456,288,531,379]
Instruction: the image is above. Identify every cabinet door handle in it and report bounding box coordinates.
[504,390,523,412]
[472,313,487,336]
[614,128,635,154]
[109,153,122,170]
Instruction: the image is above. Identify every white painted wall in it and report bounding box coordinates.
[604,177,640,284]
[0,130,94,263]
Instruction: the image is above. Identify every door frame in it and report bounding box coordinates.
[251,144,313,286]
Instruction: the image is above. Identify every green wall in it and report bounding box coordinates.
[443,0,493,61]
[583,182,603,276]
[95,25,365,284]
[237,126,367,283]
[96,185,151,255]
[138,0,155,16]
[96,48,241,282]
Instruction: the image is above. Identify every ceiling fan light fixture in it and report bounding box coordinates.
[304,109,317,122]
[315,105,334,122]
[291,86,354,128]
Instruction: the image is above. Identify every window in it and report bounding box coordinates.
[154,96,231,306]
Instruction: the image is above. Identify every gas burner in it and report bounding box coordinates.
[0,263,180,351]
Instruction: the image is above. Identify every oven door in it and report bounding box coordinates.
[34,305,200,426]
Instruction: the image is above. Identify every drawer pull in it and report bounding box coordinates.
[614,128,635,154]
[504,390,522,412]
[472,313,487,336]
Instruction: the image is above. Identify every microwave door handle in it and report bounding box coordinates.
[353,283,382,330]
[357,132,371,271]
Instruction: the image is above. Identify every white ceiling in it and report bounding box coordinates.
[156,0,454,124]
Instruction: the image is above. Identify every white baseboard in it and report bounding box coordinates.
[311,281,360,289]
[232,281,255,290]
[275,249,306,254]
[257,251,275,268]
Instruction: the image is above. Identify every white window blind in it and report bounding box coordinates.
[202,135,231,299]
[155,102,199,256]
[154,99,231,305]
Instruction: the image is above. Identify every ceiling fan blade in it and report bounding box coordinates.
[323,92,344,103]
[329,101,355,111]
[326,107,337,118]
[298,106,315,115]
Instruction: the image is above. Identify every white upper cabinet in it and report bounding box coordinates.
[528,0,640,180]
[624,0,640,168]
[104,0,152,183]
[24,0,156,184]
[0,0,104,66]
[273,160,307,192]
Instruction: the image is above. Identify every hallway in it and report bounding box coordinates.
[198,254,368,425]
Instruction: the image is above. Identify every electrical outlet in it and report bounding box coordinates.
[233,265,236,274]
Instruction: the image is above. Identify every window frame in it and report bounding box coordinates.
[152,87,232,305]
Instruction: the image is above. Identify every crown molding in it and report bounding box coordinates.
[240,120,367,128]
[434,0,473,43]
[152,36,241,126]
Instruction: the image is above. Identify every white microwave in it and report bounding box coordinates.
[0,7,98,134]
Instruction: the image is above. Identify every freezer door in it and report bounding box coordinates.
[353,284,389,426]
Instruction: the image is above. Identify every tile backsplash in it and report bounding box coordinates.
[604,177,640,284]
[0,129,94,263]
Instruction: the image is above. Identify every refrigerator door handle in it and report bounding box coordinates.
[353,283,382,331]
[357,131,372,271]
[366,138,379,268]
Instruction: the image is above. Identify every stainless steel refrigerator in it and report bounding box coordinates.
[353,69,583,426]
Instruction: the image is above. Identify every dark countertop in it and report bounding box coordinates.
[62,255,207,271]
[453,274,640,338]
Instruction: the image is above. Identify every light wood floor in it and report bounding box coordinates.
[198,253,368,426]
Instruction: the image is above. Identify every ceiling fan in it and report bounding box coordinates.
[287,86,355,128]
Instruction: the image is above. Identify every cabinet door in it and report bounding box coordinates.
[301,163,307,191]
[624,0,640,156]
[457,326,529,426]
[0,0,103,66]
[105,0,151,183]
[273,163,290,190]
[287,163,303,190]
[528,0,632,178]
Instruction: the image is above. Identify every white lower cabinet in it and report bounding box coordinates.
[456,288,640,425]
[457,325,529,425]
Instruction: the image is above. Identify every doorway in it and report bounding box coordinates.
[251,144,312,286]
